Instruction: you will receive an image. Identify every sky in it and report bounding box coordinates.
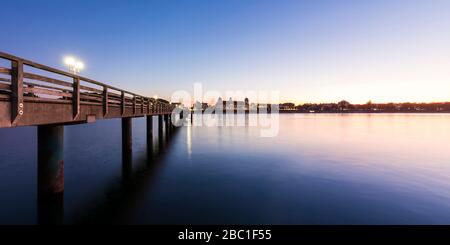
[1,0,450,104]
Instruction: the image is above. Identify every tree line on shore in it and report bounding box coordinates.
[280,100,450,112]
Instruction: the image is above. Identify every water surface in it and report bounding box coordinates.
[0,113,450,224]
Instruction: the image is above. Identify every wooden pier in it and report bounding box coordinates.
[0,51,178,202]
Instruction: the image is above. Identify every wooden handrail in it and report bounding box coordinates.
[0,51,177,126]
[0,51,171,105]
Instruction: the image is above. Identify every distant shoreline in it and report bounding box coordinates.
[278,110,450,114]
[192,110,450,114]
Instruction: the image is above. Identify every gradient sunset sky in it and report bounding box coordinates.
[1,0,450,104]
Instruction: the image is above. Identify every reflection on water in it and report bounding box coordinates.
[187,125,192,158]
[1,114,450,224]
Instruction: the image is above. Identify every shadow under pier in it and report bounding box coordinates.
[66,124,181,224]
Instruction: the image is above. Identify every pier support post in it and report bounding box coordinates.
[158,115,164,147]
[164,114,170,138]
[167,114,171,133]
[146,115,153,157]
[180,110,184,125]
[158,115,163,136]
[122,118,132,154]
[37,124,64,224]
[146,115,153,145]
[38,125,64,196]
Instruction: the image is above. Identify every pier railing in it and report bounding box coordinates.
[0,52,174,127]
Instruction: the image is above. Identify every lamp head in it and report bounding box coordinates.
[64,56,75,66]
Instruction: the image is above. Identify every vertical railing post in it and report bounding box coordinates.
[11,60,24,125]
[150,99,153,114]
[149,98,152,114]
[103,86,108,117]
[72,77,80,119]
[133,96,136,115]
[121,91,125,115]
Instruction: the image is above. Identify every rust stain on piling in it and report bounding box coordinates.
[53,160,64,194]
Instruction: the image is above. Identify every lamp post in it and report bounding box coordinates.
[63,56,84,75]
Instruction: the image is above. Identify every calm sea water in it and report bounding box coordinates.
[1,113,450,224]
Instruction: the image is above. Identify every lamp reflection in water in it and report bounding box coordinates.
[186,122,192,159]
